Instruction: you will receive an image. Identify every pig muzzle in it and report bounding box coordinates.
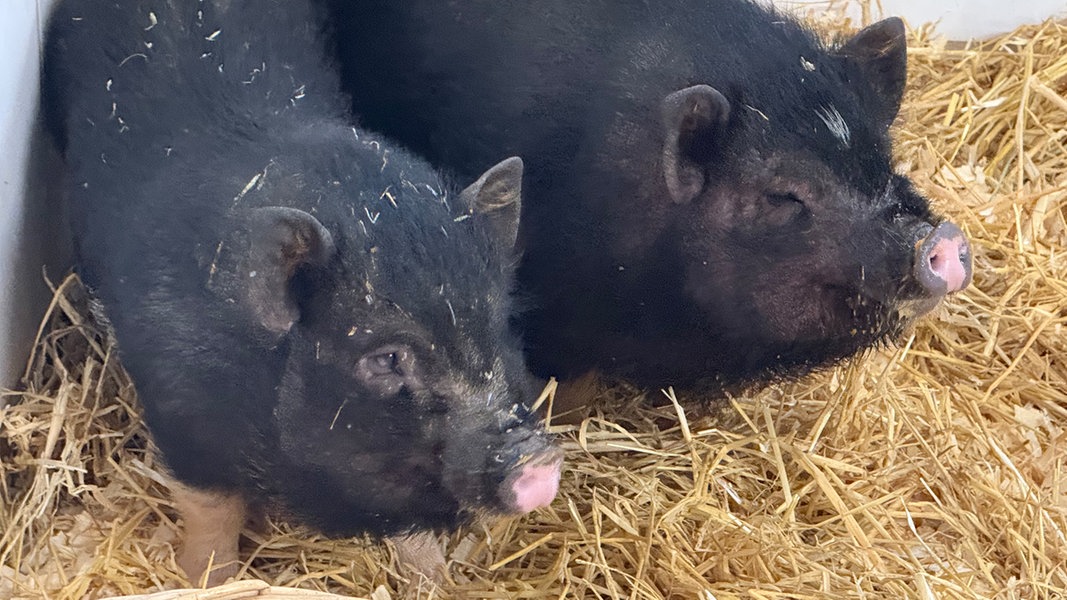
[501,448,564,513]
[914,221,972,296]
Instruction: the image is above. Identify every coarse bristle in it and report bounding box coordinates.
[2,10,1066,600]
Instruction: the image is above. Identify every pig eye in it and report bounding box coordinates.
[356,345,415,394]
[363,348,408,376]
[761,191,810,228]
[370,352,400,374]
[765,192,805,207]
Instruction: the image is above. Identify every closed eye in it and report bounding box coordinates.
[760,190,811,229]
[765,192,804,207]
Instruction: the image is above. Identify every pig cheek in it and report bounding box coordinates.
[748,253,845,343]
[681,236,769,336]
[684,261,742,325]
[754,282,834,341]
[276,362,442,490]
[681,223,850,344]
[679,184,786,318]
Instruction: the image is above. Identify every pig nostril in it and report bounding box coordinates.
[930,247,947,271]
[922,236,969,294]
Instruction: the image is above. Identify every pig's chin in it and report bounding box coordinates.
[894,294,944,323]
[865,275,952,334]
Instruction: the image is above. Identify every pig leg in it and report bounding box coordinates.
[172,485,247,587]
[391,531,446,585]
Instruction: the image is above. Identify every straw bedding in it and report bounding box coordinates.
[2,11,1066,600]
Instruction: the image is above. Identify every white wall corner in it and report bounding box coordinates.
[0,0,69,396]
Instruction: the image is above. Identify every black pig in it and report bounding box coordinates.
[325,0,973,393]
[42,0,561,586]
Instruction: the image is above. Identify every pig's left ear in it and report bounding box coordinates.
[838,17,907,129]
[244,207,336,334]
[661,85,731,204]
[458,156,524,254]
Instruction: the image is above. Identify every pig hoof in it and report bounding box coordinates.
[177,552,240,588]
[172,485,247,587]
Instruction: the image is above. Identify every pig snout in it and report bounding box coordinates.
[914,222,972,296]
[503,450,563,513]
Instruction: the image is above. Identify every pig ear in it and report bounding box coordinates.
[838,17,907,129]
[661,85,731,205]
[458,156,524,252]
[245,207,335,334]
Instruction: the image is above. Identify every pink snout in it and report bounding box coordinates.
[505,453,563,513]
[915,222,972,295]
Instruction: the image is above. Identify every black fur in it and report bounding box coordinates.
[324,0,968,392]
[43,0,556,536]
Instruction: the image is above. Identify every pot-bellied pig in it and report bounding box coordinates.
[325,0,973,393]
[42,0,561,586]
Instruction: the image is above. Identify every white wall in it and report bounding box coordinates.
[879,0,1065,39]
[772,0,1067,39]
[0,0,66,394]
[1,0,1065,391]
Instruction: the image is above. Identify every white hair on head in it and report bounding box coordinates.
[816,105,851,147]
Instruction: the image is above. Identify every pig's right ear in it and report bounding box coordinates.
[838,17,907,129]
[458,156,524,254]
[661,85,731,204]
[244,207,336,334]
